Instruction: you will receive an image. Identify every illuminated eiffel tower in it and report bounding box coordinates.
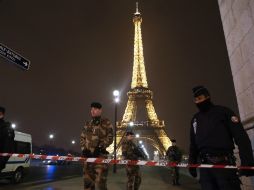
[114,3,171,156]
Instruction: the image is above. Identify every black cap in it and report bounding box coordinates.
[91,102,102,109]
[171,139,176,143]
[126,131,134,136]
[192,85,210,98]
[0,106,5,114]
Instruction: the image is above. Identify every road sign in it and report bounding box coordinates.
[0,43,30,70]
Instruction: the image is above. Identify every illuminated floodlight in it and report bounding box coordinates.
[11,123,16,129]
[49,134,54,139]
[113,90,120,97]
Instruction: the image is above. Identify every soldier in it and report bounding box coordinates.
[166,139,182,186]
[0,106,15,172]
[80,102,113,190]
[122,131,145,190]
[188,86,254,190]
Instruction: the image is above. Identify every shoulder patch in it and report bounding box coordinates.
[231,116,239,123]
[192,118,197,134]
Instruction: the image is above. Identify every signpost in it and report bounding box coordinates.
[0,43,30,70]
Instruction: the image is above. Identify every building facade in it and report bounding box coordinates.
[217,0,254,189]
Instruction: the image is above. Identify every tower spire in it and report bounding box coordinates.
[135,2,140,15]
[131,2,148,89]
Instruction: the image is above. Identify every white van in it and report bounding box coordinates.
[0,131,32,183]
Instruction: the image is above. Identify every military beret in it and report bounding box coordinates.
[126,131,134,136]
[0,106,5,114]
[192,85,210,98]
[91,102,102,109]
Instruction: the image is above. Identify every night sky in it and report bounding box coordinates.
[0,0,238,153]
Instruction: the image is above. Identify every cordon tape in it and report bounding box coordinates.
[1,153,253,170]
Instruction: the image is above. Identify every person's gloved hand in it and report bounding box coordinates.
[101,148,109,155]
[189,167,197,178]
[93,146,103,157]
[82,149,92,158]
[93,147,100,157]
[94,146,109,157]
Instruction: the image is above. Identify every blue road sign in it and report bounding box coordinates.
[0,43,30,70]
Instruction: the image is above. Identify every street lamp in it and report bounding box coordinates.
[129,121,134,127]
[113,90,120,97]
[71,140,76,144]
[49,134,54,139]
[11,123,16,129]
[113,89,120,173]
[48,134,54,155]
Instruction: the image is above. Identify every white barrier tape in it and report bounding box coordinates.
[1,153,254,170]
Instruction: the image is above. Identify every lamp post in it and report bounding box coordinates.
[48,134,54,155]
[113,90,120,173]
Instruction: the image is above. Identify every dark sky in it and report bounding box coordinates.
[0,0,238,153]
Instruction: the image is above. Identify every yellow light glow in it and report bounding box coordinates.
[131,15,148,89]
[110,8,172,155]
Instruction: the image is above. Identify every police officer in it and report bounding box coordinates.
[188,86,254,190]
[166,139,182,186]
[0,106,15,172]
[122,131,145,190]
[80,102,113,190]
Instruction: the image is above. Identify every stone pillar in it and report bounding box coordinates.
[217,0,254,189]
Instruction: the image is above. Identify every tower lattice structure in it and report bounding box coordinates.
[111,3,171,156]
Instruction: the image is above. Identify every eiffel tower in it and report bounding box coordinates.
[114,3,171,157]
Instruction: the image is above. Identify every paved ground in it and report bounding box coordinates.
[108,166,200,190]
[0,161,201,190]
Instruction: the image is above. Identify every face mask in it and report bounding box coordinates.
[196,98,212,112]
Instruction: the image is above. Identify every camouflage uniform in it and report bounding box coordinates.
[122,139,144,190]
[166,145,182,185]
[80,117,113,190]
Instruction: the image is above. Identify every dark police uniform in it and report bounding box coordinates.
[0,116,15,171]
[189,86,254,190]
